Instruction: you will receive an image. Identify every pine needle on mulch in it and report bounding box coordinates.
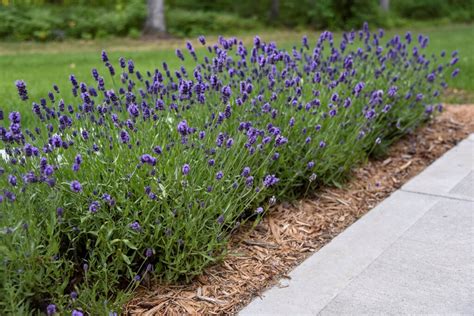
[125,104,474,316]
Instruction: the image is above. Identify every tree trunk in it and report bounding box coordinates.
[380,0,389,12]
[270,0,279,21]
[145,0,166,34]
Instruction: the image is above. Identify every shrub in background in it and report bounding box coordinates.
[0,0,473,41]
[393,0,474,21]
[0,0,146,41]
[167,0,384,29]
[166,9,262,37]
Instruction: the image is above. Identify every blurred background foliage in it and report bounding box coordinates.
[0,0,472,40]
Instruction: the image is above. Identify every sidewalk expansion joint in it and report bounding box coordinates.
[399,189,474,202]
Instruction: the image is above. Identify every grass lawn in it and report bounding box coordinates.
[0,23,472,126]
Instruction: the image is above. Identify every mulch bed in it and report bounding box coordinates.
[126,104,474,316]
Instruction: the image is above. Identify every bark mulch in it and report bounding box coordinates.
[126,104,474,316]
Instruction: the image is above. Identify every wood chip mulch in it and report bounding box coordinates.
[125,104,474,316]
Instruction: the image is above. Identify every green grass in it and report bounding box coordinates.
[0,23,473,124]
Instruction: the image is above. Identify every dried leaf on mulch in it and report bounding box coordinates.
[125,104,474,316]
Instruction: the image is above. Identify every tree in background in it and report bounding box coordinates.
[270,0,279,21]
[380,0,389,11]
[145,0,166,34]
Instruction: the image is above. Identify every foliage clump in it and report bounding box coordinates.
[0,24,459,314]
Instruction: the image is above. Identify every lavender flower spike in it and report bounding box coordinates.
[15,80,28,101]
[70,180,82,193]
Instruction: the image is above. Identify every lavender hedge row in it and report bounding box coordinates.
[0,23,459,314]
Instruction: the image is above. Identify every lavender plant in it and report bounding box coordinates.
[0,23,459,314]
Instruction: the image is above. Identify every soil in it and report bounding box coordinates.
[125,104,474,316]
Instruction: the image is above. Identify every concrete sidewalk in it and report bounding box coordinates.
[240,134,474,316]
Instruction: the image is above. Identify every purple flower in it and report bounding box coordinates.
[5,191,16,202]
[24,143,36,157]
[145,248,153,257]
[10,123,21,134]
[241,167,251,177]
[153,146,162,155]
[176,49,184,61]
[307,161,315,169]
[216,133,225,147]
[275,135,288,147]
[70,180,82,193]
[130,221,141,231]
[102,193,115,206]
[128,103,139,117]
[365,109,376,120]
[254,35,261,47]
[221,86,232,101]
[208,159,215,166]
[120,130,130,144]
[216,171,224,180]
[405,31,412,43]
[44,165,54,177]
[75,154,82,165]
[388,86,398,98]
[353,81,365,96]
[89,201,100,213]
[8,175,17,186]
[319,141,326,148]
[56,207,64,217]
[119,57,126,68]
[140,154,157,166]
[128,59,135,73]
[289,117,295,127]
[182,163,190,175]
[255,207,264,214]
[81,130,89,140]
[47,304,56,315]
[15,80,28,101]
[51,134,63,148]
[451,68,460,78]
[177,120,189,136]
[198,35,206,45]
[382,104,392,113]
[245,176,254,187]
[8,111,21,124]
[146,264,153,272]
[70,291,78,300]
[217,214,225,225]
[302,35,308,49]
[101,50,109,62]
[72,310,84,316]
[263,174,279,187]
